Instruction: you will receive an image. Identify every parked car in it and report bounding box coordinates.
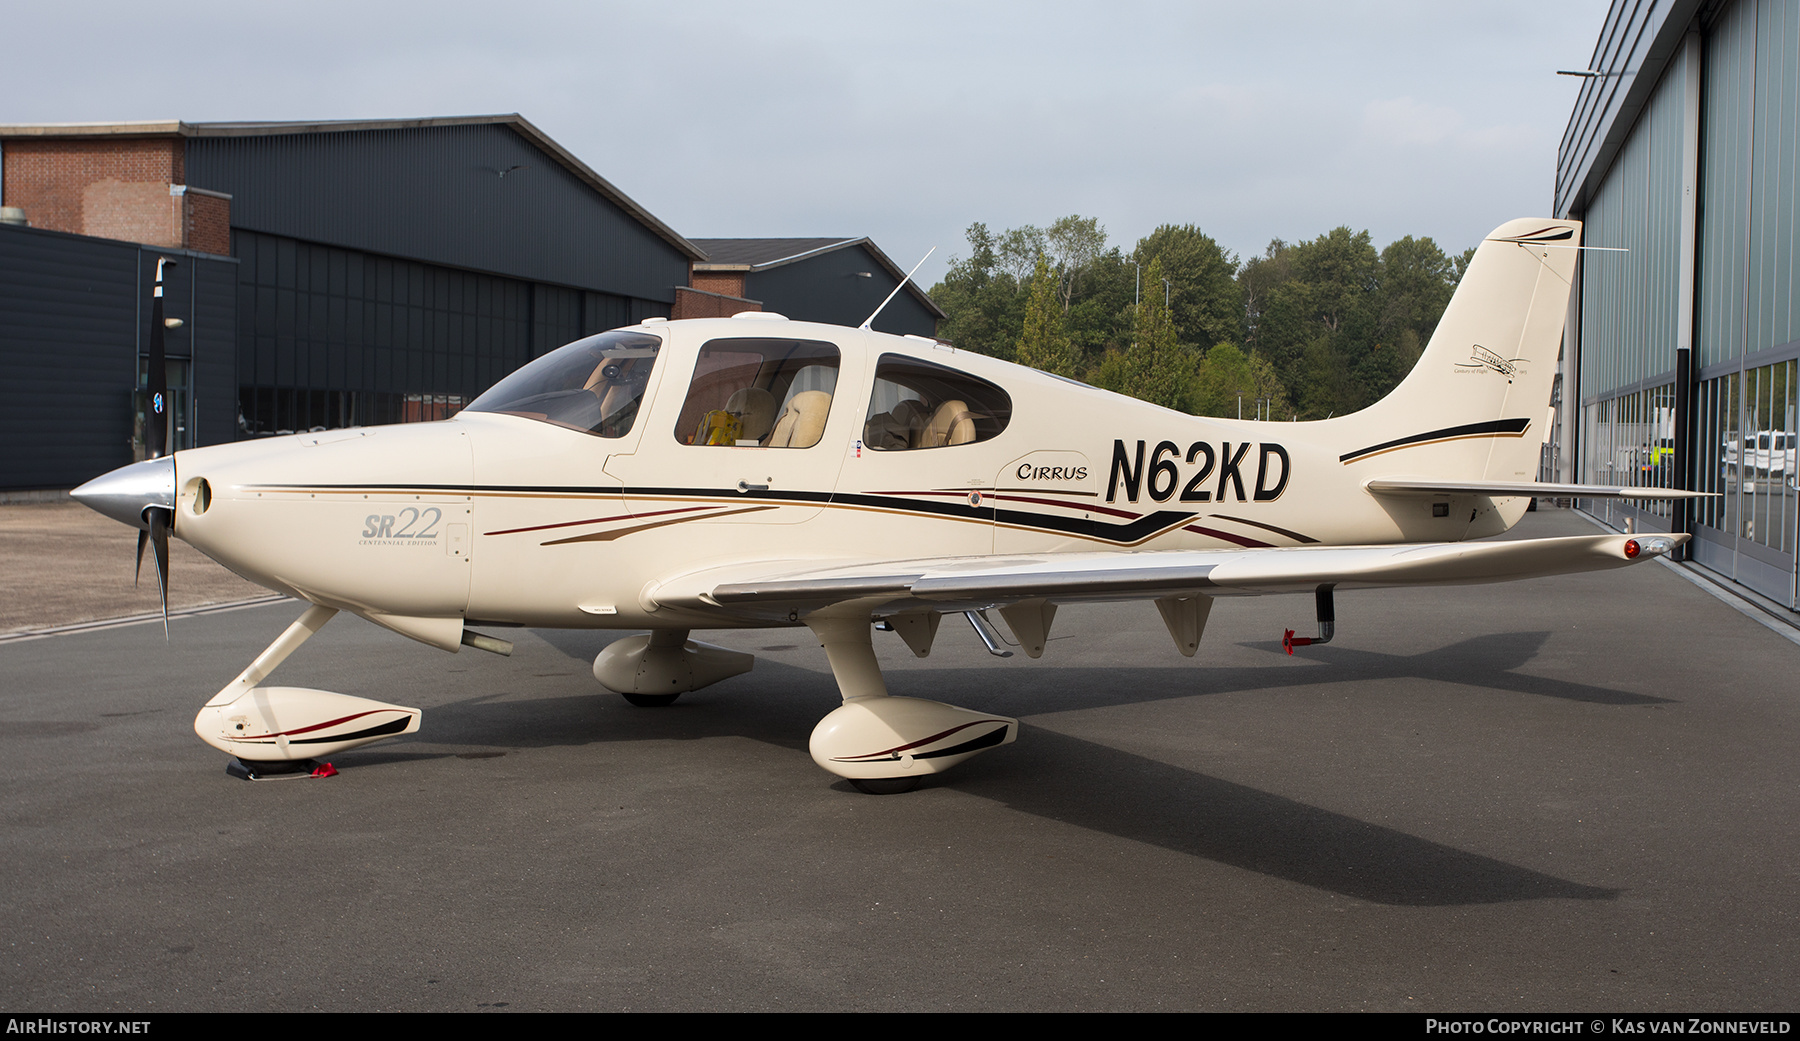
[1723,430,1796,485]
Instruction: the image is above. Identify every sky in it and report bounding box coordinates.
[3,0,1612,287]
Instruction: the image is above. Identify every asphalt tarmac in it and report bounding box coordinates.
[2,509,1797,1012]
[0,501,268,634]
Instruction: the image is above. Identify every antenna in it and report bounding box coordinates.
[859,247,935,331]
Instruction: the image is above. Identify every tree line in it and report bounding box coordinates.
[927,216,1473,420]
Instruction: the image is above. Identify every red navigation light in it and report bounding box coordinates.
[1624,539,1641,559]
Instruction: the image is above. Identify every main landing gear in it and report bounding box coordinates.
[591,618,1018,793]
[802,614,1018,794]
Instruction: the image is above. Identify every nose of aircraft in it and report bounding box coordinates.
[71,456,176,531]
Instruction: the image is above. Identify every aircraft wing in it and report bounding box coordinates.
[1365,478,1716,500]
[646,532,1683,619]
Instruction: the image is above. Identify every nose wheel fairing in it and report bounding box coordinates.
[194,604,422,765]
[197,686,421,761]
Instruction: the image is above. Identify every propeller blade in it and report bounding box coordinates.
[148,506,172,639]
[135,528,148,588]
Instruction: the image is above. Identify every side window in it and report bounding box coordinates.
[863,354,1012,450]
[674,338,841,449]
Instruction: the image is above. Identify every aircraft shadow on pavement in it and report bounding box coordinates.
[952,730,1618,908]
[1235,629,1672,707]
[393,627,1623,908]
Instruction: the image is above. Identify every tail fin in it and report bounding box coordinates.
[1334,218,1579,484]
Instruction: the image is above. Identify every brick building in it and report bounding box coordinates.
[2,132,231,255]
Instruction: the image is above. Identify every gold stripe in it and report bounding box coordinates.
[541,506,778,545]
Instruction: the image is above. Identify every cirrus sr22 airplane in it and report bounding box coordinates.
[75,218,1701,792]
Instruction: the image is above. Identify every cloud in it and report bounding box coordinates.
[1362,97,1465,147]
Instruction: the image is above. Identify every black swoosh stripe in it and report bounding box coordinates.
[1493,226,1575,242]
[914,724,1011,760]
[829,490,1194,545]
[1339,419,1532,464]
[236,716,414,746]
[291,716,414,744]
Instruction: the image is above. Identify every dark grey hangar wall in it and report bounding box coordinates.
[185,121,689,307]
[745,242,941,337]
[0,223,236,490]
[690,238,945,338]
[181,119,698,437]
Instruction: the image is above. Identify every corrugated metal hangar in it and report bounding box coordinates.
[1556,0,1800,616]
[0,115,936,492]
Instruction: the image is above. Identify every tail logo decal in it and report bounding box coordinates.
[1339,418,1532,464]
[1455,344,1527,383]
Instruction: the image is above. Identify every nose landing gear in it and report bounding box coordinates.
[195,604,423,774]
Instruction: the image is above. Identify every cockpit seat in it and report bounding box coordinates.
[768,390,832,449]
[918,399,978,448]
[892,399,930,446]
[863,413,908,450]
[725,387,779,443]
[863,398,932,450]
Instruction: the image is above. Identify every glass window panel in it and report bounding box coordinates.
[863,354,1013,451]
[674,338,841,449]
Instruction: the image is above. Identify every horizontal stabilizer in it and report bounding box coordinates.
[1365,478,1716,500]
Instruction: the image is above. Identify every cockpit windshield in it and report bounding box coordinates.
[466,330,661,438]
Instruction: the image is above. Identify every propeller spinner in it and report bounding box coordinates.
[71,452,176,635]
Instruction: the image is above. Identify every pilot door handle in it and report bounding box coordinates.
[736,480,770,493]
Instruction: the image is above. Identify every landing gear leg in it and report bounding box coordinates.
[804,614,1017,792]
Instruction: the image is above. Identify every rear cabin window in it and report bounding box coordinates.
[674,338,841,449]
[862,354,1012,450]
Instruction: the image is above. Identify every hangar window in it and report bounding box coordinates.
[675,338,841,449]
[466,330,660,438]
[862,354,1011,450]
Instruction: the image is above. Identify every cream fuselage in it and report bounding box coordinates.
[169,316,1525,637]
